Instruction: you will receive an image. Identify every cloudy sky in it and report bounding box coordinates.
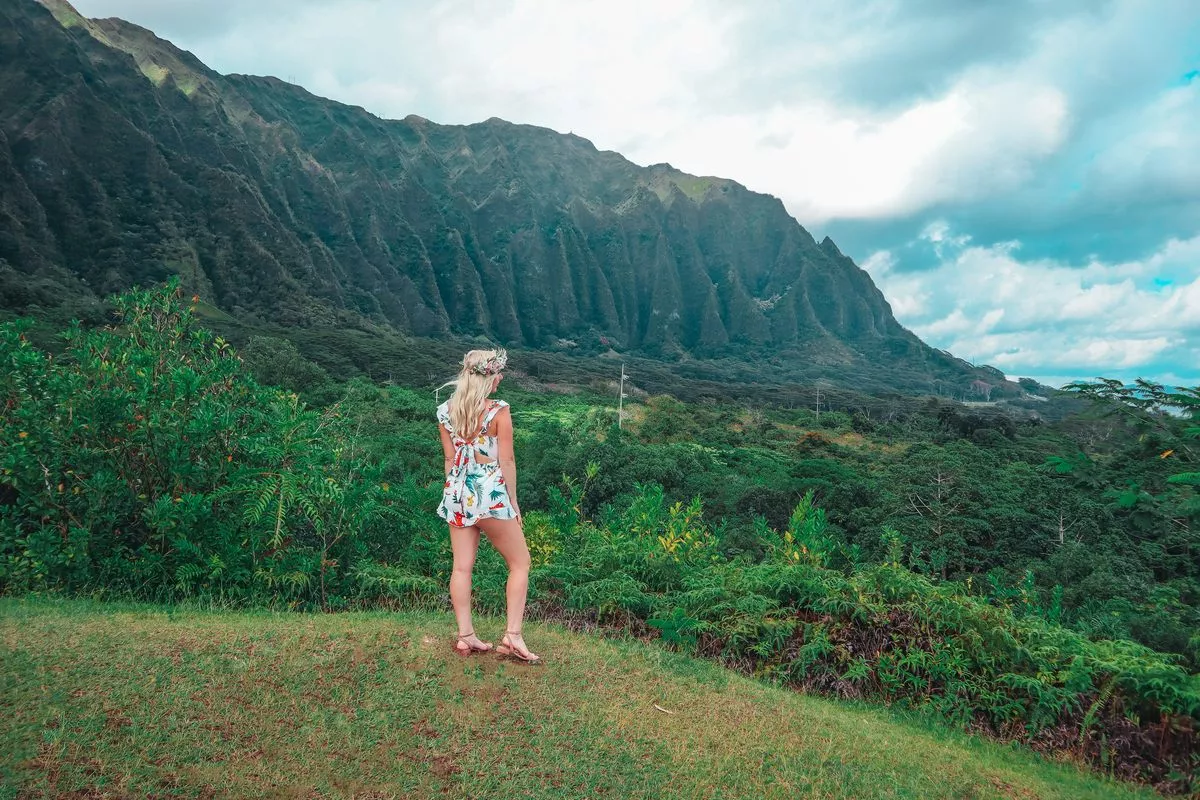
[72,0,1200,387]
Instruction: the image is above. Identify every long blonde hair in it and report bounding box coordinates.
[440,349,507,438]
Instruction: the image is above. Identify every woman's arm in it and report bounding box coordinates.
[438,424,454,476]
[494,406,520,517]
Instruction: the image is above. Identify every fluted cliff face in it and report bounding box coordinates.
[1,0,971,383]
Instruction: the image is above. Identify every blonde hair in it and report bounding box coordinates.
[440,349,507,438]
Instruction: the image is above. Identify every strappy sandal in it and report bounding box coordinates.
[454,630,493,656]
[496,630,541,664]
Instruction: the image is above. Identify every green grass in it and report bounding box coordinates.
[0,598,1161,800]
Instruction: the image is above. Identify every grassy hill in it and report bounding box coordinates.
[0,598,1159,799]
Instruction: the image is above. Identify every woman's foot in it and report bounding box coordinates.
[496,630,540,663]
[454,630,493,655]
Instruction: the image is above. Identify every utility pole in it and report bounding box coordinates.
[814,386,822,420]
[618,362,627,429]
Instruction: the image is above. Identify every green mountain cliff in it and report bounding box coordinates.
[1,0,1005,393]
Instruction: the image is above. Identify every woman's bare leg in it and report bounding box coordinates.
[477,516,538,660]
[448,524,489,649]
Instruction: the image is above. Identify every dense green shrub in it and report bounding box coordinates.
[524,478,1199,792]
[0,280,389,608]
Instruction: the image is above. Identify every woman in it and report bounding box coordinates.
[436,348,540,663]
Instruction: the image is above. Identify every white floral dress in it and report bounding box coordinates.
[436,399,517,528]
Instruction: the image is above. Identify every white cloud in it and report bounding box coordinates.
[868,229,1200,384]
[1058,281,1134,321]
[650,76,1067,223]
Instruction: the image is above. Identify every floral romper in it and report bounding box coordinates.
[436,399,518,528]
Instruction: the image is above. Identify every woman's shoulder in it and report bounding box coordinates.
[483,398,510,424]
[436,400,451,425]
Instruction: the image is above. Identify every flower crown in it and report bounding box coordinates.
[469,351,507,376]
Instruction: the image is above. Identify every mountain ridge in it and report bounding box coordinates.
[2,0,1012,394]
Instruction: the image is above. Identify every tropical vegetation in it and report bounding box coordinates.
[2,282,1197,793]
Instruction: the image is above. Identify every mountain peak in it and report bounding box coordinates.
[36,0,86,27]
[819,236,844,257]
[36,2,217,97]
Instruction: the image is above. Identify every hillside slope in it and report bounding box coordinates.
[0,0,1003,393]
[0,598,1157,800]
